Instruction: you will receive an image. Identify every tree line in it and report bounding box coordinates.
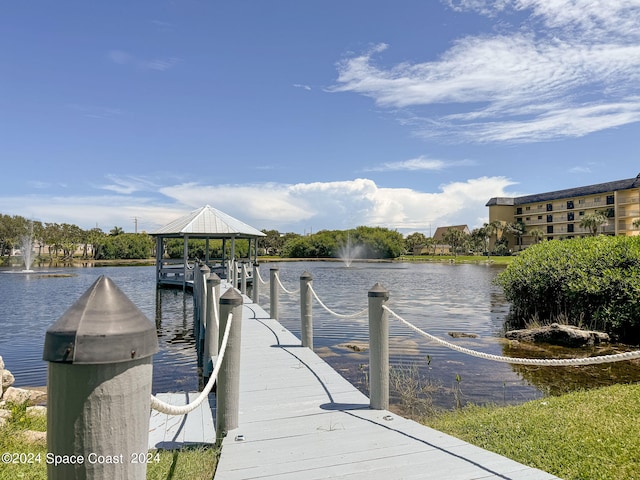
[0,214,154,261]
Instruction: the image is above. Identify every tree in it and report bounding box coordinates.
[580,212,608,236]
[442,228,469,257]
[110,226,125,236]
[633,218,640,229]
[404,232,427,254]
[529,228,544,245]
[506,221,526,251]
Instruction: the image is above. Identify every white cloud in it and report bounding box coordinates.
[368,156,476,171]
[100,175,159,195]
[330,2,640,142]
[3,177,517,234]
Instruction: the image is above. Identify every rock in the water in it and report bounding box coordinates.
[505,323,609,347]
[2,369,15,390]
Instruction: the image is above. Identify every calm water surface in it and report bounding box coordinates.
[1,261,638,409]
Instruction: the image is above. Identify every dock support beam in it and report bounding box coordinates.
[270,267,279,321]
[217,288,244,444]
[300,271,313,349]
[368,283,389,410]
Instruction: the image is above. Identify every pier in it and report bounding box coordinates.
[148,266,558,480]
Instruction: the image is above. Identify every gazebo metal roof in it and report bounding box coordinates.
[151,205,265,238]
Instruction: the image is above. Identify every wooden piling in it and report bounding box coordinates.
[269,267,279,321]
[43,276,158,480]
[216,288,244,444]
[368,282,389,410]
[300,271,313,349]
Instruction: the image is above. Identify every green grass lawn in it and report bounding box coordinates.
[423,383,640,480]
[399,254,514,264]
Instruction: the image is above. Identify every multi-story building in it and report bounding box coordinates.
[486,173,640,249]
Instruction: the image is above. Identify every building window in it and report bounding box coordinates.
[568,224,574,233]
[579,211,585,216]
[526,206,531,211]
[538,215,543,220]
[546,203,553,211]
[516,207,522,215]
[547,236,553,241]
[547,215,553,222]
[594,197,601,203]
[547,225,554,234]
[567,200,574,209]
[606,195,615,205]
[526,217,530,221]
[606,208,615,217]
[568,212,575,221]
[579,199,585,204]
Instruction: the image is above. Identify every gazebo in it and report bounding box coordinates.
[150,205,266,289]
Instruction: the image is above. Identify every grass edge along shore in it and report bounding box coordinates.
[2,382,638,479]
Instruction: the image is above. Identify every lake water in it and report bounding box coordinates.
[1,261,638,410]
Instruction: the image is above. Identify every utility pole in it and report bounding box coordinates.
[132,217,139,234]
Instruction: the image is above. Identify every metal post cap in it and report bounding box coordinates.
[43,276,159,364]
[368,282,389,299]
[219,288,243,306]
[300,271,312,280]
[207,272,221,285]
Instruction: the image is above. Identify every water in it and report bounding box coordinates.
[1,262,638,409]
[0,266,198,394]
[19,223,35,271]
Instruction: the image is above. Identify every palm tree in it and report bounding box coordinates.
[633,218,640,229]
[507,221,526,251]
[579,212,608,236]
[529,228,544,245]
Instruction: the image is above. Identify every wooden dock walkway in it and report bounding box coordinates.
[211,295,559,480]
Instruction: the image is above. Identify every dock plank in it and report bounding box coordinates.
[148,392,216,450]
[213,299,559,480]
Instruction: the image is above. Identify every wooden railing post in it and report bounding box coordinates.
[43,276,158,480]
[217,288,244,444]
[368,283,389,410]
[252,263,260,304]
[240,262,247,295]
[270,267,279,321]
[300,271,313,348]
[197,264,210,369]
[204,273,221,379]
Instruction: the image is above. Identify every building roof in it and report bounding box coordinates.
[150,205,266,238]
[432,225,470,242]
[486,173,640,207]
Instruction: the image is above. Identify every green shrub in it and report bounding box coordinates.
[495,236,640,342]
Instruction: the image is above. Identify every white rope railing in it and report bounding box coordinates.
[255,266,268,285]
[150,312,233,415]
[383,305,640,366]
[308,284,367,319]
[275,272,300,295]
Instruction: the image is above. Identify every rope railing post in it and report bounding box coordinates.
[43,276,158,480]
[368,283,389,410]
[204,273,221,379]
[216,288,244,445]
[270,267,279,320]
[300,271,313,349]
[252,263,260,304]
[197,264,210,369]
[240,261,247,295]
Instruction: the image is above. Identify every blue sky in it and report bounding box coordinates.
[2,0,639,235]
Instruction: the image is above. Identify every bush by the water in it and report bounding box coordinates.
[495,236,640,342]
